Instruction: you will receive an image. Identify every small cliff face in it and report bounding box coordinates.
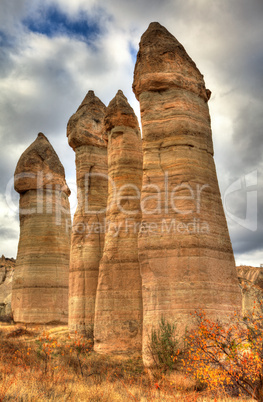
[237,266,263,315]
[12,133,71,324]
[0,256,15,319]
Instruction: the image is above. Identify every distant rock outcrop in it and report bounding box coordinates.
[94,90,143,353]
[67,91,108,336]
[133,22,242,365]
[237,266,263,315]
[12,133,71,324]
[0,256,15,320]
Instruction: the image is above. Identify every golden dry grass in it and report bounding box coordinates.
[0,323,254,401]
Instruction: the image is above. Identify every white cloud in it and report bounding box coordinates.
[236,249,263,268]
[0,194,19,258]
[44,0,99,16]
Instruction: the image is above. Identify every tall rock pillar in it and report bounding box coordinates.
[12,133,71,324]
[94,90,143,353]
[67,91,108,336]
[133,22,242,365]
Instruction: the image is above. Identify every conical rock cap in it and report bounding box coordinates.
[14,133,70,195]
[105,90,140,133]
[67,90,107,150]
[133,22,210,101]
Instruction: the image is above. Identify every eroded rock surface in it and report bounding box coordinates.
[94,90,143,353]
[133,22,242,365]
[67,91,108,336]
[0,256,15,320]
[237,266,263,315]
[12,133,71,324]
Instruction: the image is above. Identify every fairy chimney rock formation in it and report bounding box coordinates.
[67,90,108,336]
[94,90,143,353]
[12,133,71,324]
[133,22,242,365]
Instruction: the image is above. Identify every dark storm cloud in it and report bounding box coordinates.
[223,168,263,262]
[233,103,263,168]
[234,232,263,255]
[185,0,263,265]
[214,23,263,264]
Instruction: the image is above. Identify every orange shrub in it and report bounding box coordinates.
[184,306,263,401]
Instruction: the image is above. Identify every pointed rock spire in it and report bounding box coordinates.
[67,91,108,336]
[94,90,143,354]
[12,133,71,324]
[133,22,242,366]
[77,90,96,110]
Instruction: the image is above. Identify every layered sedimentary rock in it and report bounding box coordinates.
[67,91,108,336]
[94,90,143,353]
[12,133,71,324]
[237,266,263,315]
[133,22,242,365]
[0,256,15,320]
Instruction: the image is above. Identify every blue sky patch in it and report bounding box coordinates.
[23,5,101,42]
[129,43,138,64]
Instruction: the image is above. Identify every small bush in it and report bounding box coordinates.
[148,316,183,371]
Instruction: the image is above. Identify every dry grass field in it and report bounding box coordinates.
[0,323,254,401]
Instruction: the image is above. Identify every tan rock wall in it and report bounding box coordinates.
[0,256,15,319]
[133,22,242,365]
[237,266,263,315]
[94,90,143,353]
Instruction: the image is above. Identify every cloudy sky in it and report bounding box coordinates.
[0,0,262,266]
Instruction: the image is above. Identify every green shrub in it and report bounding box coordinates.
[148,316,183,371]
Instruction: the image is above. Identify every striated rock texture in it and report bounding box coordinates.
[94,90,143,353]
[0,256,15,321]
[12,133,71,324]
[67,91,108,336]
[237,266,263,316]
[133,22,242,365]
